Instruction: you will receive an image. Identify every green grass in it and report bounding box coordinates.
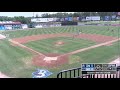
[73,41,119,63]
[79,21,120,24]
[1,25,119,39]
[0,40,37,78]
[24,37,96,54]
[0,39,94,78]
[48,42,119,78]
[0,25,120,78]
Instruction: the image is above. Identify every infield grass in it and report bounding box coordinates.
[24,37,96,54]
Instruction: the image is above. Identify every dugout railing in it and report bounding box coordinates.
[57,66,120,78]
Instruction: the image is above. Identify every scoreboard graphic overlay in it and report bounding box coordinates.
[81,63,117,76]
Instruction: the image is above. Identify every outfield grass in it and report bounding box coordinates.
[0,40,37,78]
[24,37,96,54]
[0,25,119,39]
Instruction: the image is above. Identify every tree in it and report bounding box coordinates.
[13,16,31,24]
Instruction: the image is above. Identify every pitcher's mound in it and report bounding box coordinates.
[55,41,65,46]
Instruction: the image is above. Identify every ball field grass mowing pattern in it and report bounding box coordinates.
[24,37,96,54]
[1,25,119,38]
[0,25,120,78]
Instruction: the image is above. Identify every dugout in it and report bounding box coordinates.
[0,21,22,30]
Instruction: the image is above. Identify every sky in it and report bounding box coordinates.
[0,12,74,17]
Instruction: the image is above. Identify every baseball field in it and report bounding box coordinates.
[0,25,120,78]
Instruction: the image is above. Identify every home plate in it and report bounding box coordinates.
[43,57,58,63]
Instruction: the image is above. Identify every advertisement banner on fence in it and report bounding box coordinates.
[68,17,73,21]
[48,18,54,22]
[31,18,47,22]
[111,15,116,20]
[31,18,54,22]
[91,16,100,20]
[53,18,60,22]
[60,18,64,21]
[86,16,100,21]
[55,18,60,22]
[86,17,92,21]
[112,15,116,18]
[79,17,82,21]
[77,17,79,21]
[73,17,77,21]
[65,17,69,21]
[104,16,111,21]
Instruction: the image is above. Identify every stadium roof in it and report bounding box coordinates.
[0,21,21,25]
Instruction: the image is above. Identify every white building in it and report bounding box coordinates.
[22,24,28,29]
[86,16,101,21]
[31,18,61,28]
